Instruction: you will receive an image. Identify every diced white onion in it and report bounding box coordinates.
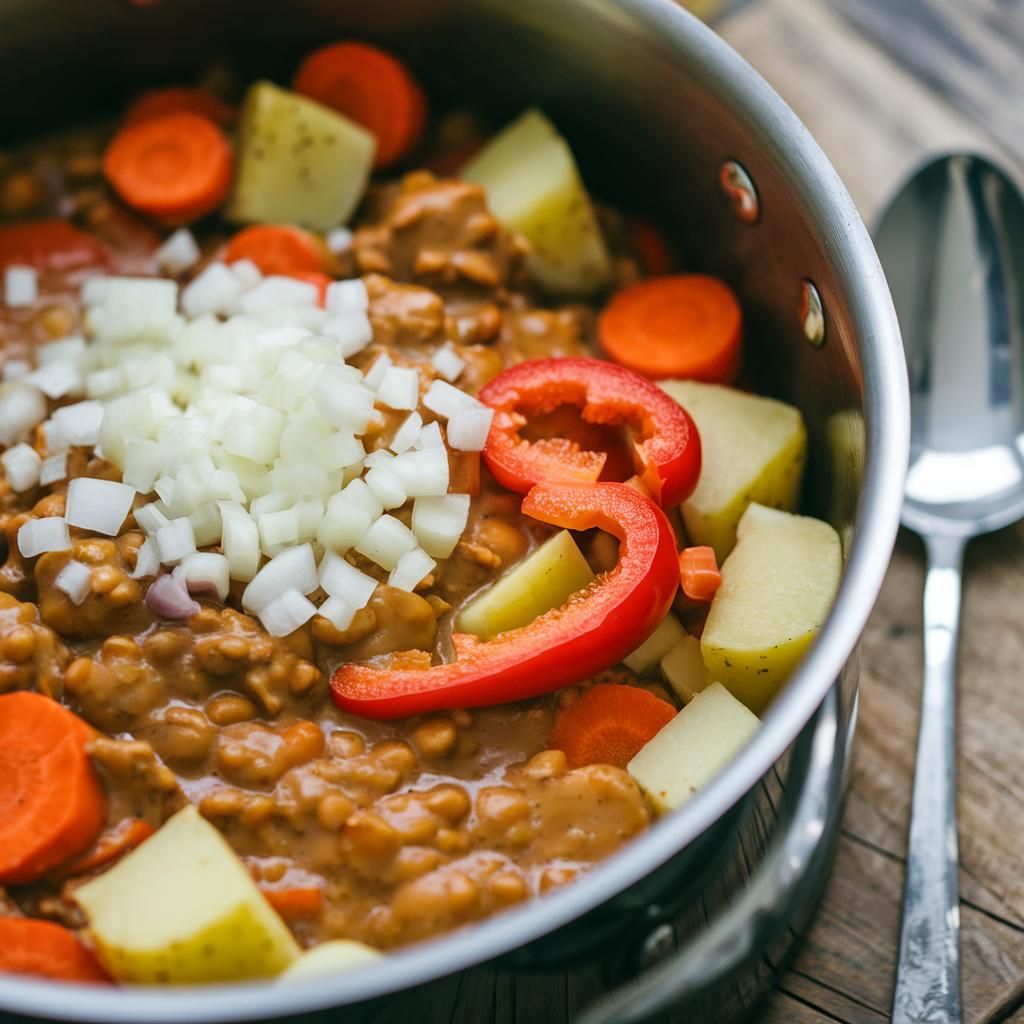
[188,503,222,547]
[364,465,407,510]
[259,506,301,554]
[230,259,262,290]
[37,336,87,367]
[52,400,105,447]
[412,494,471,558]
[336,478,383,519]
[134,502,170,535]
[93,277,179,344]
[317,594,357,631]
[241,543,318,614]
[0,383,46,447]
[155,517,197,564]
[319,552,377,608]
[320,313,373,358]
[389,547,436,592]
[131,538,160,579]
[446,407,494,452]
[390,411,422,454]
[1,443,41,492]
[55,559,92,605]
[39,451,68,486]
[4,266,38,308]
[146,573,199,620]
[325,278,368,314]
[258,588,318,637]
[86,368,123,399]
[312,367,374,433]
[316,431,364,472]
[354,514,417,571]
[375,366,419,411]
[416,421,445,450]
[2,358,31,381]
[17,516,70,557]
[220,504,261,582]
[325,228,354,255]
[179,551,230,601]
[431,343,465,382]
[423,379,481,420]
[362,449,393,470]
[241,276,318,314]
[65,477,136,536]
[27,361,82,399]
[221,398,284,464]
[391,448,449,497]
[122,439,164,493]
[362,353,392,391]
[156,228,201,275]
[182,262,242,318]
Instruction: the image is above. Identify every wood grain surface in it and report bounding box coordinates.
[716,0,1024,1019]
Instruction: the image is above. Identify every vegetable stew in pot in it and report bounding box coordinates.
[0,43,841,985]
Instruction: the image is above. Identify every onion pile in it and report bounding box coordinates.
[3,257,491,635]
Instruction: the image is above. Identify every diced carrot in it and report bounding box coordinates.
[0,918,111,984]
[124,87,235,128]
[102,112,233,223]
[678,545,721,603]
[548,684,676,769]
[55,818,155,879]
[261,886,324,920]
[223,224,327,277]
[0,692,106,884]
[598,274,742,383]
[627,218,675,276]
[0,220,108,273]
[293,42,427,168]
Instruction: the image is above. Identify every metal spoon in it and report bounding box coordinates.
[875,153,1024,1024]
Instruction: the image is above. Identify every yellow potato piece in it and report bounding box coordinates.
[659,380,806,560]
[226,81,375,230]
[660,634,709,703]
[456,529,594,641]
[701,503,841,713]
[622,613,686,674]
[76,805,299,984]
[628,682,760,812]
[279,940,383,982]
[461,109,612,295]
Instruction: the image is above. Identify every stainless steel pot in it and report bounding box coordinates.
[0,1,909,1021]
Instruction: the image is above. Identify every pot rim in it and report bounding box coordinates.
[0,1,908,1019]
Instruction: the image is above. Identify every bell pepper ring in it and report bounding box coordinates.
[330,482,680,719]
[477,357,701,508]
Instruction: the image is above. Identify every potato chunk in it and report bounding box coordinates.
[701,504,841,713]
[628,682,760,812]
[457,529,594,641]
[75,805,299,983]
[461,109,611,296]
[279,940,382,982]
[226,81,375,230]
[659,380,806,560]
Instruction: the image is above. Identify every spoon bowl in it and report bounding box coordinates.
[875,152,1024,1024]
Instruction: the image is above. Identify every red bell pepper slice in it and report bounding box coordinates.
[477,357,701,507]
[330,482,680,720]
[0,220,109,273]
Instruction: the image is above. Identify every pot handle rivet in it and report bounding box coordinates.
[638,922,675,969]
[800,279,826,347]
[718,160,759,223]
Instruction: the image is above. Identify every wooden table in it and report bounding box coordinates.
[713,1,1024,1020]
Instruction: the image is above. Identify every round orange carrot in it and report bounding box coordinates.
[0,918,111,984]
[124,87,235,128]
[223,224,327,276]
[599,274,742,382]
[549,684,676,769]
[678,545,722,603]
[102,112,233,223]
[293,42,427,168]
[55,817,155,879]
[0,692,106,884]
[261,885,324,920]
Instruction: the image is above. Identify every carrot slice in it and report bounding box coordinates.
[223,224,327,277]
[124,87,235,128]
[627,218,675,276]
[0,919,111,984]
[261,885,324,920]
[55,818,155,879]
[678,545,721,603]
[293,42,427,168]
[0,692,106,885]
[598,274,742,382]
[102,112,233,223]
[0,220,108,273]
[549,684,676,769]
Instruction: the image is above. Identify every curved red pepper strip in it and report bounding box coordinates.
[478,357,701,508]
[330,482,680,720]
[0,220,109,273]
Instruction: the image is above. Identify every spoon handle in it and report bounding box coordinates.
[892,532,965,1024]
